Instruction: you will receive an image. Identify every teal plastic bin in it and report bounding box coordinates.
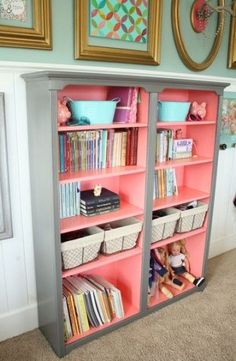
[67,98,120,125]
[158,101,191,122]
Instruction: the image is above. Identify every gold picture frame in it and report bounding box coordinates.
[228,0,236,69]
[0,0,52,50]
[172,0,225,71]
[75,0,162,65]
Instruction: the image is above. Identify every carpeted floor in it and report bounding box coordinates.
[0,249,236,361]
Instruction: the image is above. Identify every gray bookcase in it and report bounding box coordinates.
[22,71,227,357]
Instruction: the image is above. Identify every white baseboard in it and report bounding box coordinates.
[0,303,38,342]
[209,234,236,259]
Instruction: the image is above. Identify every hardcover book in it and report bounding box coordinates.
[80,188,120,206]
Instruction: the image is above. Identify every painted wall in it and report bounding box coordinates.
[0,0,235,77]
[0,0,236,344]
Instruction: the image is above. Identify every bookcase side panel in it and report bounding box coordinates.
[25,81,65,357]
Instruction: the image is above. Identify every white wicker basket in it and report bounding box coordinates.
[151,208,181,244]
[100,217,143,255]
[175,202,208,233]
[61,227,104,269]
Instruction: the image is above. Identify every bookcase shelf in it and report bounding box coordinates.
[22,70,227,357]
[62,246,142,278]
[59,165,146,183]
[155,155,213,170]
[153,186,209,210]
[60,200,144,234]
[59,123,147,132]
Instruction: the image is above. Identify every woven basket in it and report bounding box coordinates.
[61,227,104,269]
[175,202,208,233]
[151,208,181,244]
[100,217,143,255]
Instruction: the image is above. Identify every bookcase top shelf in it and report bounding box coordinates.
[58,123,147,132]
[156,121,216,127]
[59,166,146,183]
[60,200,143,233]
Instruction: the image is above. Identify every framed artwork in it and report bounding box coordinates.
[171,0,225,71]
[228,0,236,69]
[0,93,13,241]
[0,0,51,49]
[74,0,163,65]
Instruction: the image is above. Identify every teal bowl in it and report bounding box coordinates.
[158,101,191,122]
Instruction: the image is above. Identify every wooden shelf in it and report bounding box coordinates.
[65,300,139,345]
[148,281,195,308]
[58,123,147,132]
[59,166,145,183]
[155,155,212,170]
[153,186,209,210]
[62,246,142,278]
[60,201,143,233]
[150,226,207,249]
[156,121,216,127]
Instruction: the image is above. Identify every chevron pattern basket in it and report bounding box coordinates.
[151,208,181,244]
[175,202,208,233]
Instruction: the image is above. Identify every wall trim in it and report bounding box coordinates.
[0,303,38,342]
[0,60,236,89]
[209,234,236,259]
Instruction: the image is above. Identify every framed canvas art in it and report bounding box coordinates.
[75,0,163,65]
[0,0,51,49]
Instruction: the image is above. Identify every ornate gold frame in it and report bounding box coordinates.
[172,0,225,71]
[228,0,236,68]
[75,0,162,65]
[0,0,51,50]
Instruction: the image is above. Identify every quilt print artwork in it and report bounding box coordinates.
[89,0,148,43]
[222,98,236,135]
[0,0,27,21]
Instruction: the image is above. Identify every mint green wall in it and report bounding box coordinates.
[0,0,235,77]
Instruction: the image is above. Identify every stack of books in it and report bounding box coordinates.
[80,187,120,217]
[63,275,124,341]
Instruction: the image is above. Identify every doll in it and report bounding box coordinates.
[149,250,173,300]
[154,247,185,291]
[167,240,205,287]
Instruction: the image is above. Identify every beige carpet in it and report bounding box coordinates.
[0,249,236,361]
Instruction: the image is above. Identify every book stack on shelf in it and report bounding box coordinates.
[60,181,80,218]
[153,168,178,199]
[63,275,124,341]
[80,187,120,217]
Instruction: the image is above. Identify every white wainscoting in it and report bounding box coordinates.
[0,63,235,342]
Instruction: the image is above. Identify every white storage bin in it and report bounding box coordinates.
[100,217,143,255]
[175,201,208,233]
[151,208,181,243]
[61,227,104,269]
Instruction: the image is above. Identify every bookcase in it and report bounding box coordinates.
[22,71,227,357]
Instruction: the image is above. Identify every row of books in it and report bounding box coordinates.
[153,168,178,199]
[156,128,193,163]
[58,128,139,173]
[63,275,124,341]
[59,182,80,219]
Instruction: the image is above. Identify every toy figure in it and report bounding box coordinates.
[148,250,173,300]
[57,98,71,126]
[93,184,102,197]
[187,101,207,121]
[153,247,184,291]
[167,240,205,287]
